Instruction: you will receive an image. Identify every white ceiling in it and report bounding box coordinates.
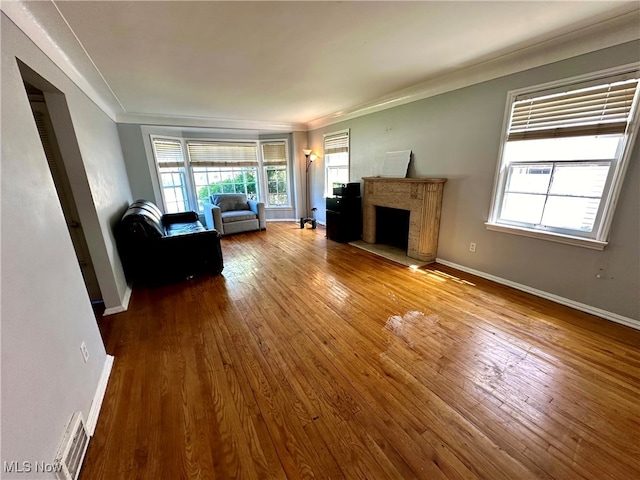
[5,1,640,130]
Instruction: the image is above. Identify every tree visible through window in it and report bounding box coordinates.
[187,141,259,206]
[193,167,258,211]
[150,137,291,213]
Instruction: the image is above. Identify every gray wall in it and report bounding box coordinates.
[117,123,155,202]
[1,13,131,478]
[308,40,640,321]
[44,92,131,309]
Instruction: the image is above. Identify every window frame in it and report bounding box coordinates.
[191,164,260,211]
[150,136,193,214]
[323,129,350,197]
[487,64,640,250]
[260,139,292,208]
[186,140,261,212]
[149,135,293,214]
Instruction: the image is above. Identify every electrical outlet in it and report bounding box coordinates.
[469,242,477,253]
[80,342,89,363]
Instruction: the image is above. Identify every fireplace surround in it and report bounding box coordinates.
[362,177,446,262]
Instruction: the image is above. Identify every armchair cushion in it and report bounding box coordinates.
[212,193,248,212]
[222,210,258,223]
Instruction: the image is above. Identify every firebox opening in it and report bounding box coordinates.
[376,206,410,252]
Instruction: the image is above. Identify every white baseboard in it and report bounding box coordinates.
[103,284,132,316]
[265,218,326,225]
[435,258,640,331]
[86,354,114,436]
[266,218,326,226]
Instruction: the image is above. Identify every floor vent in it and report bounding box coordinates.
[55,412,90,480]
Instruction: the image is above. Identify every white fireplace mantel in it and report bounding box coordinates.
[362,177,446,262]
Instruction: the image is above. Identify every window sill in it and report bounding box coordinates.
[485,223,608,250]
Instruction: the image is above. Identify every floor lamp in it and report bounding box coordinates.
[300,149,317,229]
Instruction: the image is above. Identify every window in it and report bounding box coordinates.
[324,130,350,196]
[150,136,292,214]
[261,142,290,206]
[488,68,640,249]
[151,139,189,213]
[187,142,259,211]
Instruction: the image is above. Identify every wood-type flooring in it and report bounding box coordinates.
[81,222,640,480]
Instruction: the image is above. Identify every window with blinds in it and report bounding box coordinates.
[151,138,189,213]
[324,130,350,196]
[149,136,292,213]
[262,142,290,206]
[186,141,260,209]
[488,68,640,247]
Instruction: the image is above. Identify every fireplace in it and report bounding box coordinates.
[362,177,446,262]
[376,206,410,251]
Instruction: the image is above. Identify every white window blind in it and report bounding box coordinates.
[508,77,639,141]
[187,142,258,167]
[262,142,287,166]
[152,139,185,167]
[324,131,349,154]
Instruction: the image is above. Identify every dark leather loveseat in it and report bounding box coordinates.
[115,200,223,285]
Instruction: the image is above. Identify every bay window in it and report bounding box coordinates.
[150,136,291,214]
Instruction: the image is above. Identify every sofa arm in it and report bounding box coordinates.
[204,204,225,234]
[162,211,199,226]
[248,200,266,230]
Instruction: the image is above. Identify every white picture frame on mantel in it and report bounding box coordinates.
[380,150,411,177]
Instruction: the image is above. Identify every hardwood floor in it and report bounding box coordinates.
[82,222,640,480]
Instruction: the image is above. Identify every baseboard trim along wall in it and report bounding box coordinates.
[86,354,114,436]
[103,284,132,316]
[435,258,640,331]
[266,219,327,226]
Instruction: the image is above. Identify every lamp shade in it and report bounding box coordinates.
[302,149,312,156]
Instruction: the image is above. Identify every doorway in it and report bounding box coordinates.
[25,83,103,302]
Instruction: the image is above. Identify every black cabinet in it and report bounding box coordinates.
[326,196,362,242]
